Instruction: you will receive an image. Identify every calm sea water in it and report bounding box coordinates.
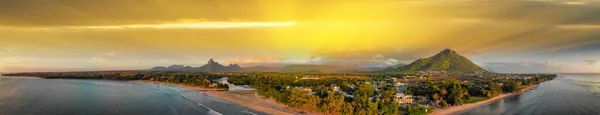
[458,73,600,115]
[0,76,265,115]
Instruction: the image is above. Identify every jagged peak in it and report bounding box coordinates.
[440,48,457,54]
[207,58,218,64]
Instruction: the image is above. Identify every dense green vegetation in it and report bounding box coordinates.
[404,75,556,107]
[4,71,229,89]
[406,104,435,115]
[228,73,405,115]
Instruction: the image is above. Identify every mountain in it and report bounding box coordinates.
[281,64,367,73]
[149,58,242,72]
[195,58,242,72]
[382,49,487,73]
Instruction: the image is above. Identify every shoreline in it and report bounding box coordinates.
[430,85,536,115]
[133,80,227,91]
[134,80,298,115]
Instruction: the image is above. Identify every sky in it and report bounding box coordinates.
[0,0,599,73]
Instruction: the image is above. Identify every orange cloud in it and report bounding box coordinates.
[223,56,288,63]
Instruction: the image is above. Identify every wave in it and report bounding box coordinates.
[197,103,223,115]
[241,110,258,115]
[135,82,223,115]
[0,76,42,79]
[588,85,600,99]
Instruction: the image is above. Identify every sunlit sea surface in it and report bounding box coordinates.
[0,76,265,115]
[458,73,600,115]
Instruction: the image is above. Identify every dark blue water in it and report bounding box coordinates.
[458,74,600,115]
[0,76,265,115]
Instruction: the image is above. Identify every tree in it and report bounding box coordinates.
[432,93,441,100]
[503,81,523,93]
[486,82,502,98]
[378,101,400,115]
[354,83,379,115]
[439,100,449,108]
[322,92,345,114]
[406,104,435,115]
[380,85,397,102]
[356,83,376,97]
[446,83,471,106]
[342,102,355,115]
[378,85,400,115]
[287,89,321,112]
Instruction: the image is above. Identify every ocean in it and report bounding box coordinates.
[458,73,600,115]
[0,76,265,115]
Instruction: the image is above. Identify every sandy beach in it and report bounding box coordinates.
[430,85,536,115]
[135,80,300,115]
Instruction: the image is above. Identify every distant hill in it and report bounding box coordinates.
[149,65,194,72]
[366,63,407,72]
[382,49,487,73]
[149,58,242,72]
[239,66,282,72]
[281,64,367,73]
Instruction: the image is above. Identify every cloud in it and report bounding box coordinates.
[0,66,83,73]
[29,21,295,30]
[221,55,404,67]
[90,52,116,63]
[1,0,600,72]
[221,56,291,67]
[482,61,569,73]
[557,24,600,29]
[563,1,587,5]
[584,60,598,65]
[223,56,288,63]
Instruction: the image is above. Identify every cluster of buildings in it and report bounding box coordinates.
[291,76,434,107]
[414,70,452,77]
[473,73,536,80]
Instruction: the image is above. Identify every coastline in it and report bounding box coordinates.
[133,80,227,91]
[430,85,536,115]
[134,80,298,115]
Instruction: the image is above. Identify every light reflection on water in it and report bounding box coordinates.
[458,74,600,115]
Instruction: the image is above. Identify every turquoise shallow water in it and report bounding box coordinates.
[457,73,600,115]
[0,76,265,115]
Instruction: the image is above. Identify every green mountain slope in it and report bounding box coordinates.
[384,49,487,73]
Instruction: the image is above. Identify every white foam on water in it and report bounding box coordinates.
[207,110,223,115]
[241,110,258,115]
[197,103,223,115]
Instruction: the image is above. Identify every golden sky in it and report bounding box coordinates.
[0,0,599,73]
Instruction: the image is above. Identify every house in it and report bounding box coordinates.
[333,85,341,92]
[347,84,356,89]
[416,96,429,104]
[209,83,218,88]
[390,78,397,82]
[394,82,407,86]
[395,93,414,105]
[430,100,441,106]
